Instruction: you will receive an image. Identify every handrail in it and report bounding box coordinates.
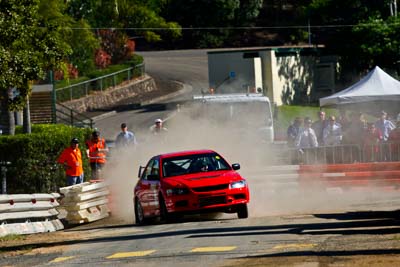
[54,64,145,102]
[55,64,143,92]
[55,102,93,128]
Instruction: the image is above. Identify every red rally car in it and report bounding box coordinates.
[134,149,250,224]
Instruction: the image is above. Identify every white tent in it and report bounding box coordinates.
[319,66,400,114]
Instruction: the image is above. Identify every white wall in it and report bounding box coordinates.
[208,52,255,93]
[208,48,334,106]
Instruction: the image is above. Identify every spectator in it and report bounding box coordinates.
[363,123,383,162]
[343,112,366,145]
[115,123,137,148]
[312,111,328,144]
[337,109,349,130]
[388,120,400,161]
[150,119,168,135]
[86,130,109,179]
[323,115,342,146]
[374,110,395,141]
[294,117,318,164]
[295,117,318,149]
[287,117,302,147]
[57,137,84,186]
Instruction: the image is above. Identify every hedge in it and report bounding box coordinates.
[0,124,92,194]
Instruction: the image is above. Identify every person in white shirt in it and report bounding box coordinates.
[323,115,342,146]
[295,117,318,149]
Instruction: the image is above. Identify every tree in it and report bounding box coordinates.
[0,0,71,135]
[161,0,263,48]
[305,0,400,79]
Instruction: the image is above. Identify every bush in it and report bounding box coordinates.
[0,124,92,194]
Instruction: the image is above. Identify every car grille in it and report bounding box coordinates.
[199,196,226,207]
[192,184,229,192]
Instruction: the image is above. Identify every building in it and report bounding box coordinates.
[207,46,336,106]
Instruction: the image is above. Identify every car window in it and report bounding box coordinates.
[162,153,230,177]
[142,158,159,180]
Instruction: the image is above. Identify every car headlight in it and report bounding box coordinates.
[230,180,247,189]
[166,188,190,196]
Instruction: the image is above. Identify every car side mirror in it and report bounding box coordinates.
[147,174,160,181]
[232,163,240,170]
[138,166,145,178]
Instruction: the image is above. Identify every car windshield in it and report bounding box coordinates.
[162,153,231,177]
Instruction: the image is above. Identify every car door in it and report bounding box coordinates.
[137,157,160,216]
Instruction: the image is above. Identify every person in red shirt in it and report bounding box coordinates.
[86,130,108,179]
[363,123,383,162]
[58,137,84,186]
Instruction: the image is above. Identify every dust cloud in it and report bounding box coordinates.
[101,102,400,223]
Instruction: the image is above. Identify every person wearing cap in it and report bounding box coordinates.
[151,118,168,135]
[287,117,302,147]
[57,138,84,186]
[86,130,109,179]
[115,123,137,148]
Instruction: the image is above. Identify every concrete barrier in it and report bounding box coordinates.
[0,193,63,237]
[247,162,400,194]
[60,182,110,224]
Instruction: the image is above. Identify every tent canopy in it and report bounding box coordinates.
[319,66,400,115]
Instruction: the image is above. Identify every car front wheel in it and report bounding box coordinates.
[237,204,248,219]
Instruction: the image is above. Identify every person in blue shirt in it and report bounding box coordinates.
[287,117,302,147]
[115,123,137,148]
[374,111,395,141]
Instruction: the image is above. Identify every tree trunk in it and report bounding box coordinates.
[23,97,31,134]
[0,89,15,135]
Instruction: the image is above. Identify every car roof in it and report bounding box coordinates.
[158,149,217,159]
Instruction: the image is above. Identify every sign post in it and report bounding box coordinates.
[0,162,11,194]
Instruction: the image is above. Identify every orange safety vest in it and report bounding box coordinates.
[57,147,83,176]
[86,138,107,164]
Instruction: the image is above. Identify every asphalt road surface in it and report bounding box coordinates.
[2,206,400,267]
[94,49,209,141]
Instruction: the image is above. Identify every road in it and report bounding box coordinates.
[2,50,400,266]
[2,206,400,266]
[94,49,209,141]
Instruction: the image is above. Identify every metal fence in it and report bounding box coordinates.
[286,142,400,165]
[55,64,145,102]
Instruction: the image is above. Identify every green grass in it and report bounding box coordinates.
[0,234,25,242]
[275,105,339,132]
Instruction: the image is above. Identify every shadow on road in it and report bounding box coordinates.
[2,210,400,254]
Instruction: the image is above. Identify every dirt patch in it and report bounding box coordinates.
[221,255,400,267]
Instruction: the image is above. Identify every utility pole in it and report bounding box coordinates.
[308,18,312,46]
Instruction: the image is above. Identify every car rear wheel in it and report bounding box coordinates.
[135,199,146,225]
[237,204,248,219]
